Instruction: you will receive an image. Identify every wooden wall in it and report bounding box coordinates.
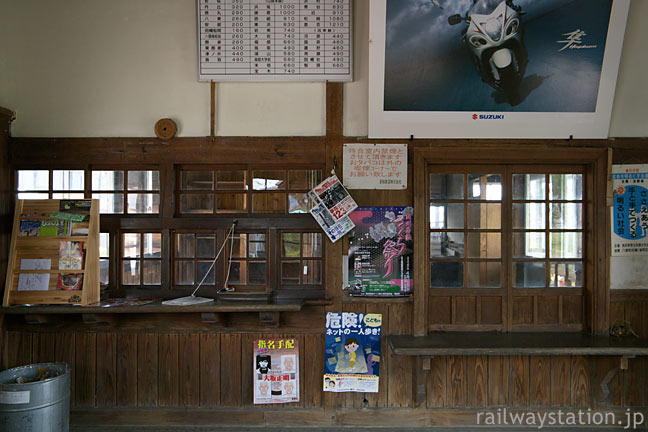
[3,297,647,419]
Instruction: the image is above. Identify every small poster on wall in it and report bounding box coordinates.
[324,312,382,393]
[309,175,358,242]
[347,207,413,297]
[611,164,648,256]
[253,338,299,404]
[343,144,407,189]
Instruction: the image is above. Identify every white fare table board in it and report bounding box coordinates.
[198,0,352,82]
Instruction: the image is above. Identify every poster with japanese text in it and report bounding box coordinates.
[253,338,299,404]
[309,175,358,243]
[347,207,413,297]
[611,164,648,256]
[343,144,407,189]
[324,312,382,393]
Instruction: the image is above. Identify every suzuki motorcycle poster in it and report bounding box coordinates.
[368,0,630,139]
[347,207,414,297]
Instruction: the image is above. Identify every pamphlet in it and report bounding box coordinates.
[17,259,51,291]
[308,175,357,243]
[19,220,41,237]
[59,241,84,270]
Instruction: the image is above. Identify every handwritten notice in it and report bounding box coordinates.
[17,259,51,291]
[343,144,407,190]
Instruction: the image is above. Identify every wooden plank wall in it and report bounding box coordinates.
[3,299,646,411]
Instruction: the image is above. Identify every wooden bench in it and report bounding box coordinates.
[387,332,648,406]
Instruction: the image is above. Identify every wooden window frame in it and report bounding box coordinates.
[413,146,608,336]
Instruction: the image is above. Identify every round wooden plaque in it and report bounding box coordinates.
[154,118,177,140]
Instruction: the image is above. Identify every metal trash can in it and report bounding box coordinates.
[0,363,70,432]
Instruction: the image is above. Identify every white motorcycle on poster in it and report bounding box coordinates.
[448,0,528,105]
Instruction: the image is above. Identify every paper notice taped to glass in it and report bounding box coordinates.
[309,175,357,242]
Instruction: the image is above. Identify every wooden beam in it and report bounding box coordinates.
[326,82,343,138]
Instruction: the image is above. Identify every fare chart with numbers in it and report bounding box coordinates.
[198,0,352,82]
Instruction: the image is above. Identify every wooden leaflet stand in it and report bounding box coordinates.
[3,199,100,306]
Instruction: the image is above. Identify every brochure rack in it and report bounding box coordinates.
[3,199,100,306]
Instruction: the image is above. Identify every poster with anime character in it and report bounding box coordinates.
[253,338,299,404]
[324,312,382,393]
[347,207,413,297]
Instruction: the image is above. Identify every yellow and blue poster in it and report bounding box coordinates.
[324,312,382,393]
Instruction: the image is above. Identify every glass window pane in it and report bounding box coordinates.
[467,262,501,288]
[550,174,582,200]
[127,193,160,214]
[513,232,546,258]
[430,232,464,258]
[99,233,110,257]
[231,234,247,258]
[249,234,266,258]
[282,261,300,284]
[229,261,243,284]
[52,193,85,199]
[122,233,140,258]
[53,170,84,190]
[215,170,246,190]
[430,262,463,288]
[282,233,301,257]
[175,261,194,285]
[430,174,463,200]
[128,171,159,191]
[100,259,109,285]
[142,261,161,285]
[468,174,501,200]
[467,203,501,229]
[550,232,582,258]
[122,260,140,285]
[303,233,322,257]
[302,260,322,284]
[550,203,582,229]
[175,234,195,258]
[513,174,545,200]
[430,203,463,229]
[467,232,501,258]
[93,193,124,214]
[513,262,546,288]
[143,233,162,258]
[92,171,124,191]
[512,203,546,229]
[551,262,583,287]
[181,171,213,190]
[248,262,266,285]
[180,194,213,214]
[253,170,285,191]
[18,170,49,191]
[215,193,246,212]
[18,193,49,200]
[288,193,309,214]
[196,234,215,258]
[197,261,215,285]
